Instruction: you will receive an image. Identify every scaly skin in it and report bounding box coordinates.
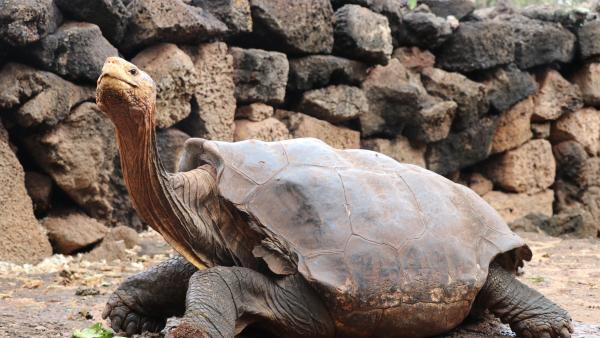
[166,266,335,338]
[477,263,573,338]
[103,256,197,336]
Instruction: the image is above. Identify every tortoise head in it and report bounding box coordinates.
[96,57,156,128]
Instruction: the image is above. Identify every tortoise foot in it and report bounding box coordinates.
[102,291,166,336]
[511,311,573,338]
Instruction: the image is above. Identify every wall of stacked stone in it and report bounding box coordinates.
[0,0,599,264]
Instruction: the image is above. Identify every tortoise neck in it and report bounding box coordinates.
[113,109,208,268]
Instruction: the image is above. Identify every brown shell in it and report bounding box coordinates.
[196,138,531,336]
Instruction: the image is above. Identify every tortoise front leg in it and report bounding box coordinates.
[167,267,335,338]
[103,255,198,336]
[476,263,573,338]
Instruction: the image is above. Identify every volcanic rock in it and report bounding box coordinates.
[287,55,368,92]
[230,47,289,105]
[298,85,368,123]
[249,0,334,54]
[29,22,119,82]
[0,123,52,264]
[0,0,62,46]
[333,5,393,64]
[132,43,199,129]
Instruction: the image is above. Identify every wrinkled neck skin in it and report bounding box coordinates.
[112,103,232,269]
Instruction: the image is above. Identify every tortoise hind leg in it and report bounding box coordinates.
[167,266,335,338]
[475,263,573,338]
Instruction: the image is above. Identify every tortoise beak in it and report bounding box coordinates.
[97,57,139,88]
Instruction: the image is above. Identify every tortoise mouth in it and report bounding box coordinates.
[97,73,139,89]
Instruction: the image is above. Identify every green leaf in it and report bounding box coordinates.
[408,0,418,9]
[72,323,126,338]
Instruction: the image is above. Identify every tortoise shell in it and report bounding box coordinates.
[191,137,531,337]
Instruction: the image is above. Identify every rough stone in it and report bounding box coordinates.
[543,210,597,237]
[83,236,129,262]
[505,15,576,69]
[360,59,428,136]
[331,0,402,46]
[298,85,368,123]
[482,64,538,113]
[181,42,235,141]
[124,0,228,51]
[553,140,589,184]
[405,99,457,143]
[362,136,426,167]
[24,171,53,215]
[277,110,360,149]
[521,5,596,29]
[509,213,547,233]
[191,0,252,34]
[29,22,119,82]
[0,63,94,127]
[571,62,600,107]
[22,102,117,221]
[0,123,52,264]
[133,43,199,129]
[156,129,190,173]
[421,67,488,130]
[249,0,334,54]
[486,139,556,194]
[531,122,551,139]
[234,118,290,142]
[333,5,393,64]
[418,0,474,20]
[236,103,273,122]
[103,225,139,249]
[463,172,494,196]
[287,55,368,92]
[491,97,533,154]
[576,19,600,60]
[426,116,497,175]
[532,69,583,121]
[42,212,109,254]
[0,0,62,46]
[230,47,289,105]
[54,0,131,44]
[392,47,435,72]
[483,189,554,223]
[554,182,600,238]
[436,21,515,73]
[550,107,600,156]
[396,10,452,49]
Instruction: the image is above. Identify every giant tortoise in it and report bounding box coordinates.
[96,57,572,338]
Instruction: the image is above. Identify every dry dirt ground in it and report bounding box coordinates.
[0,230,598,338]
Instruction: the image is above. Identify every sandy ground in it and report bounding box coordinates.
[0,230,598,338]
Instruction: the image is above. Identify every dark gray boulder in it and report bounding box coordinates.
[397,10,453,50]
[297,85,368,123]
[577,20,600,60]
[287,55,368,92]
[0,63,94,127]
[191,0,252,35]
[230,47,289,105]
[426,116,498,175]
[29,22,119,82]
[331,0,402,46]
[436,21,515,72]
[248,0,334,54]
[505,15,575,69]
[333,4,393,64]
[54,0,130,44]
[421,67,488,131]
[123,0,228,52]
[481,64,538,113]
[0,0,62,46]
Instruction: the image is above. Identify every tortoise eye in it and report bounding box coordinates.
[129,68,138,76]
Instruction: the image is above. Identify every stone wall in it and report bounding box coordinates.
[0,0,599,263]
